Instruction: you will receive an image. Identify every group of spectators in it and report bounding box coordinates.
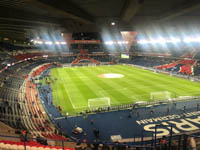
[75,142,137,150]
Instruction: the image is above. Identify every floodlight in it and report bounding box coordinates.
[117,41,122,44]
[55,41,60,45]
[168,38,181,43]
[105,41,114,45]
[111,22,115,26]
[37,41,43,44]
[45,41,53,45]
[183,37,193,43]
[60,42,66,45]
[137,40,149,44]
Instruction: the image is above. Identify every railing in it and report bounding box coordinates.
[0,130,200,150]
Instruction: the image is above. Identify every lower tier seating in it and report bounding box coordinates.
[0,140,74,150]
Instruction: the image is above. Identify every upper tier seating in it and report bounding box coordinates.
[155,59,196,75]
[129,56,171,67]
[179,65,193,75]
[72,55,100,65]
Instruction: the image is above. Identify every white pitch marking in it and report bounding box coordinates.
[60,79,76,109]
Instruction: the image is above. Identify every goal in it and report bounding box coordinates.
[88,97,110,109]
[150,91,171,101]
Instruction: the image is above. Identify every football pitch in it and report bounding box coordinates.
[46,65,200,115]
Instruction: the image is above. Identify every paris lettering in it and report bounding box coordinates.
[136,111,200,137]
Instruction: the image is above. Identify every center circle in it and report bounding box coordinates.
[98,73,124,78]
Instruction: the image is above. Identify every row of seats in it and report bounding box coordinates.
[155,59,196,75]
[31,64,53,77]
[72,55,100,65]
[0,140,74,150]
[0,59,67,141]
[179,65,193,75]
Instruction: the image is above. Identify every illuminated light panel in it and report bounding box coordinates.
[37,41,43,44]
[137,40,150,44]
[60,42,66,45]
[167,38,181,43]
[105,41,114,45]
[137,38,181,44]
[45,41,53,45]
[55,41,61,45]
[105,41,128,45]
[111,22,115,26]
[183,37,200,43]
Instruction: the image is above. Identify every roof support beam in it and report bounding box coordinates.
[27,0,94,24]
[158,0,200,22]
[0,6,61,26]
[0,24,42,29]
[0,17,60,26]
[120,0,143,23]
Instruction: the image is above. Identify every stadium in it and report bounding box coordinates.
[0,0,200,149]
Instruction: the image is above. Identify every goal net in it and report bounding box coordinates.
[88,97,110,109]
[150,91,171,101]
[88,63,96,67]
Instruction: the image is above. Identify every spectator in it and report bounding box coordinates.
[150,108,154,115]
[160,136,167,150]
[171,141,178,150]
[98,144,103,150]
[102,143,110,150]
[85,143,92,150]
[90,119,94,125]
[75,142,82,150]
[187,137,196,150]
[136,111,140,117]
[167,106,170,114]
[93,128,99,138]
[183,105,186,112]
[174,102,177,107]
[128,112,132,118]
[127,146,133,150]
[93,142,99,150]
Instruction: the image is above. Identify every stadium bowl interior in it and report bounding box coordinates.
[0,0,200,149]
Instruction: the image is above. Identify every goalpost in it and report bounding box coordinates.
[150,91,171,101]
[88,97,110,109]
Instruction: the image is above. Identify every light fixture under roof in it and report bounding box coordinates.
[111,22,115,26]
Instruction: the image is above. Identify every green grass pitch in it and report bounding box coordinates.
[44,65,200,115]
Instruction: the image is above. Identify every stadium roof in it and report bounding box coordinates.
[0,0,200,39]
